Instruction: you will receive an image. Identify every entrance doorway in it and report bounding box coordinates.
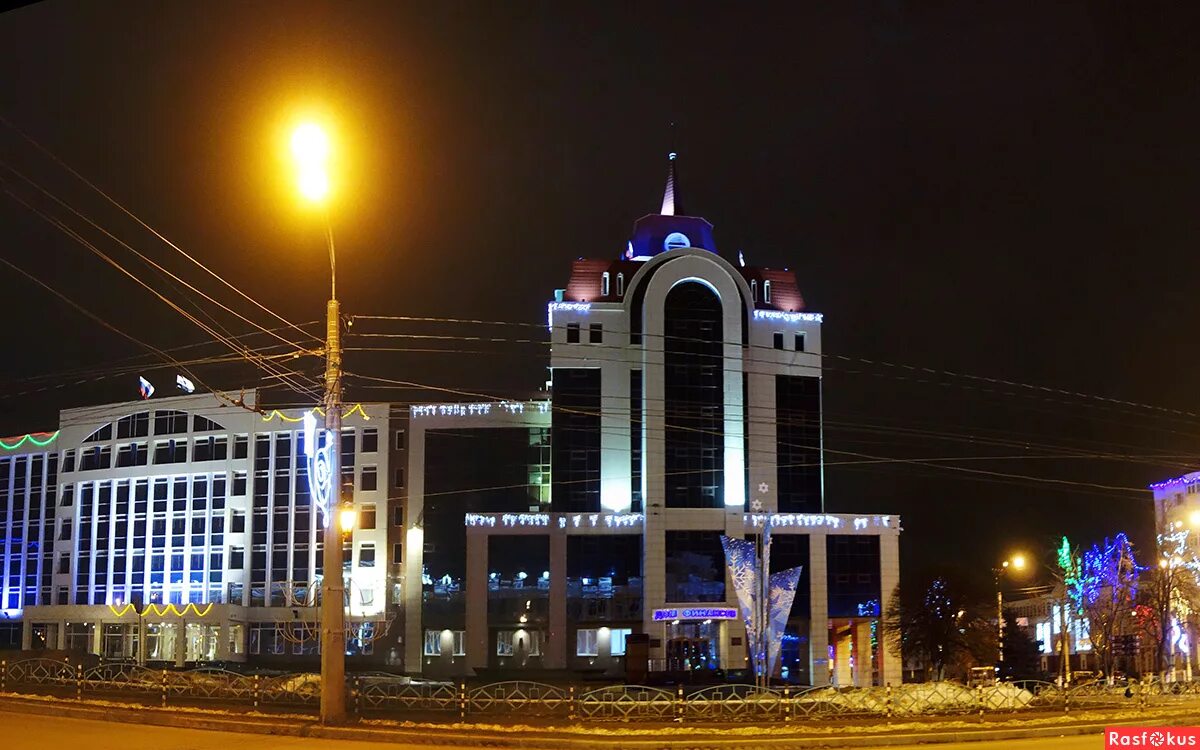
[665,621,719,672]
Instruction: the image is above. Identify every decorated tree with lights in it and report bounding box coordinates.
[1077,534,1140,680]
[1137,526,1200,679]
[884,576,990,681]
[1053,536,1082,685]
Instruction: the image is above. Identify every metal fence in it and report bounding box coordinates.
[2,658,1196,723]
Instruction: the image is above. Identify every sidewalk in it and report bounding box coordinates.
[3,693,1200,748]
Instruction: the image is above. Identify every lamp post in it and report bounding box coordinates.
[291,122,346,724]
[993,553,1026,667]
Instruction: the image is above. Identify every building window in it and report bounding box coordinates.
[395,430,406,450]
[153,410,189,435]
[360,466,377,492]
[394,468,405,488]
[233,435,249,459]
[392,506,404,526]
[566,323,580,343]
[589,323,603,344]
[116,412,150,439]
[601,272,610,297]
[576,628,598,656]
[751,279,757,302]
[392,543,403,564]
[497,630,514,656]
[424,630,442,656]
[616,273,625,297]
[795,332,806,352]
[774,332,784,350]
[361,428,378,453]
[763,280,772,303]
[452,630,466,656]
[153,440,187,464]
[359,544,376,567]
[360,504,377,530]
[610,628,632,656]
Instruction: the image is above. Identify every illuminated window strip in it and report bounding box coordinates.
[260,404,371,423]
[107,602,214,618]
[0,431,60,451]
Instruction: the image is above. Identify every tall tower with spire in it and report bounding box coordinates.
[660,152,678,216]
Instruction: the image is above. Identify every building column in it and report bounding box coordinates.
[465,532,488,672]
[174,620,187,666]
[879,530,902,686]
[57,619,67,650]
[92,621,104,656]
[137,618,147,665]
[808,533,829,685]
[403,422,427,675]
[545,531,568,670]
[599,360,632,513]
[832,625,853,686]
[20,620,32,650]
[854,620,873,687]
[215,618,231,662]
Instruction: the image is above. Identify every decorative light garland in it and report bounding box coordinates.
[260,403,371,423]
[744,513,892,530]
[547,301,592,330]
[464,512,645,529]
[1149,472,1200,491]
[752,310,824,324]
[0,431,60,451]
[411,401,550,418]
[107,602,214,618]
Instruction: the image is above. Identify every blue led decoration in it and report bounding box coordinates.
[303,412,335,528]
[766,567,803,678]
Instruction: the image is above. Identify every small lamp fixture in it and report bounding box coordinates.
[338,503,357,533]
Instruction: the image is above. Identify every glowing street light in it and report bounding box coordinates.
[996,552,1030,664]
[291,122,332,204]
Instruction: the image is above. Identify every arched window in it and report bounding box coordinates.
[763,280,772,304]
[601,272,610,297]
[664,282,724,509]
[616,273,625,297]
[750,279,758,302]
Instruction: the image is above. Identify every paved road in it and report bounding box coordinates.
[3,712,1108,749]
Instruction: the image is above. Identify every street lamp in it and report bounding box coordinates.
[995,553,1028,665]
[291,121,347,724]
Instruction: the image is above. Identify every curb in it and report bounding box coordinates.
[1,696,1196,748]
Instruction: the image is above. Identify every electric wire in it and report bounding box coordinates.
[1,184,321,399]
[0,114,323,347]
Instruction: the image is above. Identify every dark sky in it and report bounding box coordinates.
[2,1,1199,588]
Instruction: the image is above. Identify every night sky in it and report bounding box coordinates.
[3,1,1199,589]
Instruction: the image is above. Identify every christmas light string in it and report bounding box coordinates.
[106,602,214,618]
[0,431,59,451]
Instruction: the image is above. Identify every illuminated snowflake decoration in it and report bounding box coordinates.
[758,482,770,494]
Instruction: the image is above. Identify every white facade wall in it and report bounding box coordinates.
[2,391,393,663]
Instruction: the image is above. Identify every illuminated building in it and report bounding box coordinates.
[404,155,902,685]
[0,392,398,665]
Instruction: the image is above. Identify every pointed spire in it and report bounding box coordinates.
[660,151,678,216]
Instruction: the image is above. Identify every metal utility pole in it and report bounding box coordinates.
[319,217,346,724]
[996,584,1004,664]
